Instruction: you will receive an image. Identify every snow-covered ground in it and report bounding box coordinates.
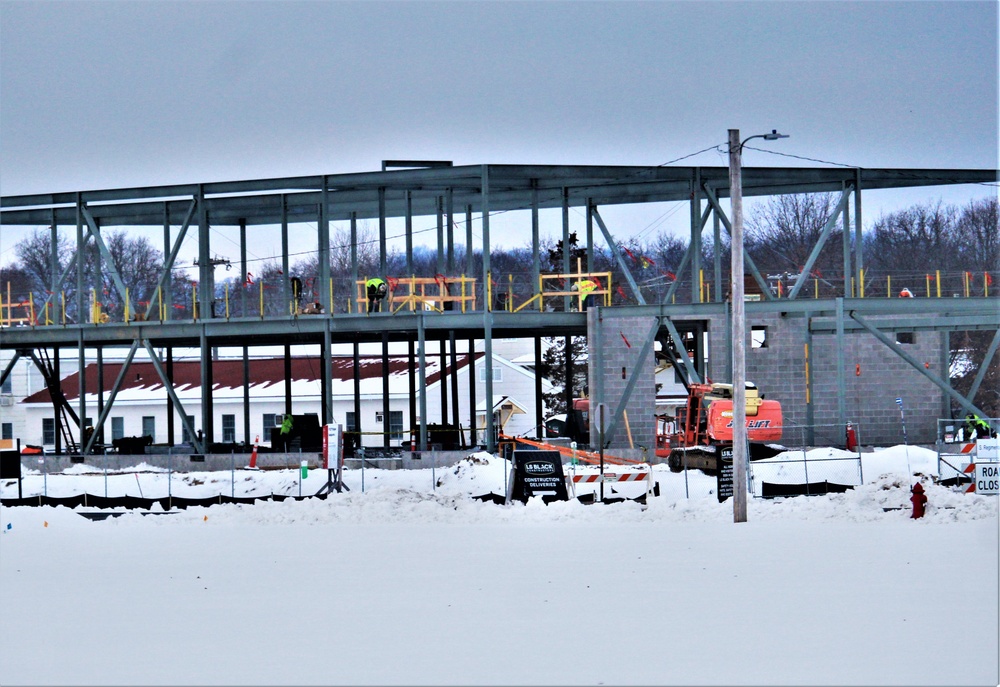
[1,445,997,686]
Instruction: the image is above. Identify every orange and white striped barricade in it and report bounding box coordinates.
[566,465,653,500]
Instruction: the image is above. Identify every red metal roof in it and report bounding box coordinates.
[22,352,483,403]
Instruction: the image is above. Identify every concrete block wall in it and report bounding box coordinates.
[702,311,946,446]
[806,320,945,446]
[587,310,657,450]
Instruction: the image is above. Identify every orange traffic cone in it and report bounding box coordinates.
[248,435,259,469]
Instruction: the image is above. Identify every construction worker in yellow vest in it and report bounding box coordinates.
[573,278,599,311]
[366,277,388,313]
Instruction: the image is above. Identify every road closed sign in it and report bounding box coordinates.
[975,462,999,495]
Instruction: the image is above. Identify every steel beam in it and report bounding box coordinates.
[0,350,21,389]
[663,315,703,385]
[142,340,203,454]
[701,185,773,301]
[592,205,644,304]
[966,329,1000,402]
[787,188,852,300]
[83,341,140,454]
[145,199,197,320]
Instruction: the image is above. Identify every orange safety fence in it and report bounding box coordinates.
[507,435,643,466]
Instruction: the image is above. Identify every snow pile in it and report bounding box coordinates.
[1,444,997,687]
[4,445,995,526]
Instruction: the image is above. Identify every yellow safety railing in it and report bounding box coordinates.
[354,276,477,314]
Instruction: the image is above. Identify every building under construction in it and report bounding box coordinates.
[1,161,997,457]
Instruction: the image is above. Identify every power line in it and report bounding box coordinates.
[745,145,1000,189]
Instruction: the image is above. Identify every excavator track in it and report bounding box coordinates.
[668,442,787,474]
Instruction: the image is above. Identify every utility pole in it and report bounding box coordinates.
[727,128,789,523]
[728,129,749,523]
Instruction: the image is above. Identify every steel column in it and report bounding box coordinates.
[281,197,290,308]
[200,329,213,444]
[531,184,540,310]
[197,185,212,320]
[836,297,847,429]
[319,178,331,313]
[382,333,390,451]
[323,327,332,426]
[242,346,250,443]
[690,168,701,304]
[482,165,495,452]
[854,170,864,293]
[418,315,428,450]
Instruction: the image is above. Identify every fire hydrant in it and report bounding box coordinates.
[845,422,857,452]
[910,482,927,519]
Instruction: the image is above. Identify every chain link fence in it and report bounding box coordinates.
[748,422,864,498]
[935,417,999,483]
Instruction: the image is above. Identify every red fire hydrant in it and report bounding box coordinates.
[910,482,927,519]
[845,422,857,452]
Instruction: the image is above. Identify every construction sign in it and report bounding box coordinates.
[963,439,999,495]
[323,424,344,470]
[506,450,568,504]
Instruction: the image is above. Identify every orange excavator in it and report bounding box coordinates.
[660,381,783,472]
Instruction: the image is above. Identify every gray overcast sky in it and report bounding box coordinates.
[1,0,997,266]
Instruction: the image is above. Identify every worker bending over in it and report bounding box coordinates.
[366,277,388,313]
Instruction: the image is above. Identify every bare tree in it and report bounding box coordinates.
[864,201,959,277]
[100,231,163,316]
[954,197,999,274]
[745,193,843,276]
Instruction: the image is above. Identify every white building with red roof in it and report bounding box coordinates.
[16,343,553,452]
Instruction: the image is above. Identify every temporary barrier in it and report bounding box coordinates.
[566,467,653,499]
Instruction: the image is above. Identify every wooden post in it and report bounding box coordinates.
[727,128,748,524]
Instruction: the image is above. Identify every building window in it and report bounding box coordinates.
[479,365,503,382]
[43,418,55,445]
[896,332,916,345]
[751,326,768,349]
[262,413,276,442]
[182,415,196,443]
[111,417,124,441]
[345,412,359,448]
[1,422,12,440]
[1,375,11,394]
[389,411,403,440]
[142,416,156,441]
[222,414,236,443]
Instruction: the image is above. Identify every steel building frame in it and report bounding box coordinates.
[2,163,997,454]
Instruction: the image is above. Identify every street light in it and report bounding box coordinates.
[727,128,789,524]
